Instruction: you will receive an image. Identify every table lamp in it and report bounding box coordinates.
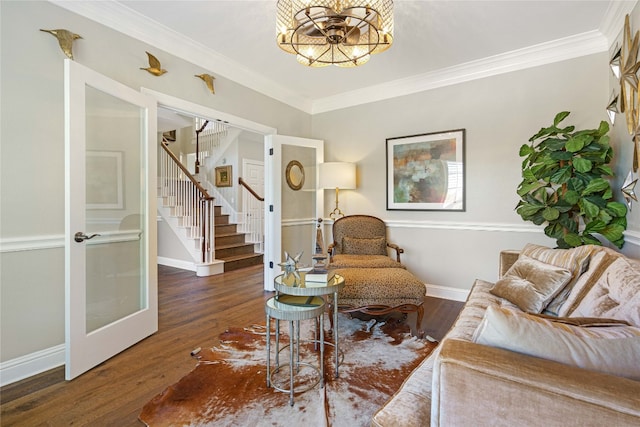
[318,162,356,219]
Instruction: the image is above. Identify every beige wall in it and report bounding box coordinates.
[0,1,311,365]
[312,52,640,288]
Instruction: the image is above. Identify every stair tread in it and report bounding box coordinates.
[216,232,246,237]
[216,242,255,250]
[219,253,263,261]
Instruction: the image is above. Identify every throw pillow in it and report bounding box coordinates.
[473,305,640,380]
[521,243,595,316]
[341,236,387,256]
[569,255,640,327]
[557,250,617,317]
[490,255,573,313]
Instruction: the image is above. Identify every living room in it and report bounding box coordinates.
[2,0,640,422]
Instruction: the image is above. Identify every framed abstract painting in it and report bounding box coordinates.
[386,129,466,211]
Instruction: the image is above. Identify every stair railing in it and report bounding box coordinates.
[159,141,215,264]
[238,177,264,253]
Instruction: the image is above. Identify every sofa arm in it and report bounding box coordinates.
[499,250,520,278]
[433,339,640,427]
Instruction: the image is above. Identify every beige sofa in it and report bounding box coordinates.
[372,244,640,427]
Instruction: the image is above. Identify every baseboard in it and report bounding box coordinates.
[0,344,64,387]
[425,283,470,302]
[157,256,197,271]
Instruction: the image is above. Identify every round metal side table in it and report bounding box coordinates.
[265,294,326,406]
[274,273,345,378]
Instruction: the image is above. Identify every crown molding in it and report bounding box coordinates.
[49,0,313,113]
[599,0,638,45]
[312,30,608,114]
[49,0,635,115]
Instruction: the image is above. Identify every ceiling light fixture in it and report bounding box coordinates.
[276,0,394,68]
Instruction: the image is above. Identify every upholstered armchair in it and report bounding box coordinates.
[327,215,404,269]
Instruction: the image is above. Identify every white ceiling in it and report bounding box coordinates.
[55,0,636,113]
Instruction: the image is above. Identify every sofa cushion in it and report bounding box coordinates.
[568,255,640,327]
[490,255,572,313]
[521,243,595,316]
[342,236,387,255]
[473,305,640,380]
[329,254,402,269]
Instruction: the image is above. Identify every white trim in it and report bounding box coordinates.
[48,0,632,114]
[386,220,544,234]
[1,235,65,252]
[157,256,197,272]
[624,229,640,247]
[281,218,317,227]
[4,224,640,253]
[141,89,277,135]
[0,345,65,387]
[426,283,470,302]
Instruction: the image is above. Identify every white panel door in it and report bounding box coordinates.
[64,59,158,380]
[264,135,324,291]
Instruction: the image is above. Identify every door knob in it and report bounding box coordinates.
[74,232,101,243]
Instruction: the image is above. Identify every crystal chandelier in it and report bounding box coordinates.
[276,0,394,68]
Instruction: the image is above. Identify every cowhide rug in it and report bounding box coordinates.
[139,313,437,427]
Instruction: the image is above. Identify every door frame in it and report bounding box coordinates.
[264,135,324,291]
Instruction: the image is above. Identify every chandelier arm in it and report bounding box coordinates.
[305,45,333,65]
[304,9,332,40]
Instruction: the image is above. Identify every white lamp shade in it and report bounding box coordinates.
[318,162,356,190]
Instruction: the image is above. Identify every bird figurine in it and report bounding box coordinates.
[195,73,216,94]
[140,51,167,76]
[40,28,82,60]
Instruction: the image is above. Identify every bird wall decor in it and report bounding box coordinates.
[140,51,167,76]
[195,73,216,94]
[40,28,82,60]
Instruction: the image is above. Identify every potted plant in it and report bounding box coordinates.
[516,111,627,248]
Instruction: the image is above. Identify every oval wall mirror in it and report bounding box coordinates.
[285,160,305,191]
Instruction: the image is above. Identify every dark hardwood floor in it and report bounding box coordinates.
[0,265,463,426]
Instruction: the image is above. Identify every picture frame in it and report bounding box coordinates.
[86,150,124,209]
[215,165,232,187]
[386,129,465,211]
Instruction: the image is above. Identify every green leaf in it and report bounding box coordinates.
[563,190,580,205]
[584,220,606,233]
[582,234,603,246]
[565,135,586,152]
[580,198,600,219]
[550,165,572,184]
[564,233,583,247]
[517,181,542,197]
[517,203,544,219]
[572,157,592,173]
[600,225,625,244]
[519,144,534,157]
[545,223,565,239]
[596,165,613,176]
[597,120,610,135]
[550,151,573,161]
[606,201,627,217]
[542,207,560,221]
[582,178,609,195]
[542,138,567,151]
[554,111,570,126]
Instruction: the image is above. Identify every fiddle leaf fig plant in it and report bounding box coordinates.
[516,111,627,249]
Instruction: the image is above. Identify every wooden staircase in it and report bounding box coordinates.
[213,205,263,271]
